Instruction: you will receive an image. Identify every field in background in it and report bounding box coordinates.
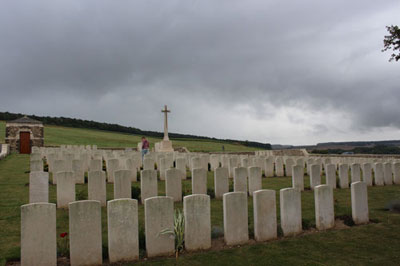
[0,121,260,152]
[0,154,400,265]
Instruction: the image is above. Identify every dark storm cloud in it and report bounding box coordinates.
[0,0,399,143]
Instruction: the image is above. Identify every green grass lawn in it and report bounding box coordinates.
[0,121,260,152]
[1,154,400,265]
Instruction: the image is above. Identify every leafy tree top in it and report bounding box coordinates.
[382,25,400,62]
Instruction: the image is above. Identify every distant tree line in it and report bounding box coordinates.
[311,145,400,155]
[0,111,271,150]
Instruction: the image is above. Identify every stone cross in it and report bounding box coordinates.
[161,105,170,141]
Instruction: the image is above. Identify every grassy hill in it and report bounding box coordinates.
[0,121,260,152]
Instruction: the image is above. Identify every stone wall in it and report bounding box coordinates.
[5,123,44,153]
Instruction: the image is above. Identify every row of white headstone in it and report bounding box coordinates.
[21,181,369,266]
[29,159,400,208]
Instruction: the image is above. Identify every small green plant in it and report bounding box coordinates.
[159,209,185,258]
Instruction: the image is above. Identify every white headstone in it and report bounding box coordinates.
[176,157,187,179]
[114,170,132,199]
[325,164,337,189]
[339,164,349,188]
[140,170,158,204]
[351,182,369,224]
[351,163,361,183]
[280,188,302,236]
[69,200,102,266]
[214,167,229,199]
[248,166,262,196]
[165,168,182,202]
[192,168,207,195]
[314,185,334,230]
[184,195,211,251]
[310,164,321,190]
[393,162,400,185]
[223,192,248,245]
[144,196,175,257]
[107,199,139,263]
[88,171,106,206]
[234,167,247,193]
[383,162,393,185]
[253,189,277,241]
[56,171,75,208]
[29,172,49,203]
[21,203,56,266]
[292,165,304,191]
[374,163,384,186]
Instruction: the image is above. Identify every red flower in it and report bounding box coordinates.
[60,232,68,238]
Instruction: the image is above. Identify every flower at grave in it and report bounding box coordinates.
[60,232,68,238]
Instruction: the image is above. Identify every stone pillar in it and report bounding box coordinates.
[21,203,56,266]
[264,157,274,177]
[114,170,132,199]
[223,192,248,245]
[248,166,262,196]
[176,157,187,179]
[253,189,277,241]
[107,158,120,183]
[275,157,284,176]
[374,163,384,186]
[351,182,369,224]
[314,185,334,230]
[89,159,102,172]
[393,162,400,185]
[325,164,337,189]
[56,171,75,208]
[214,167,229,199]
[234,167,248,193]
[29,172,49,203]
[192,168,207,195]
[339,164,349,188]
[141,170,158,204]
[166,168,182,202]
[69,200,102,266]
[144,196,175,258]
[184,195,211,251]
[362,163,373,186]
[280,188,302,236]
[351,163,361,183]
[383,162,393,185]
[292,165,304,191]
[88,171,106,206]
[108,199,139,263]
[310,164,321,190]
[143,158,155,170]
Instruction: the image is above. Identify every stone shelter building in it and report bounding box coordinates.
[5,116,44,154]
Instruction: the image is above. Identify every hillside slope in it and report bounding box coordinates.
[0,121,260,152]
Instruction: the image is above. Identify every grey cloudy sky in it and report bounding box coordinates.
[1,0,399,145]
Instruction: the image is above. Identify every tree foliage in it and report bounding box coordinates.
[382,25,400,62]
